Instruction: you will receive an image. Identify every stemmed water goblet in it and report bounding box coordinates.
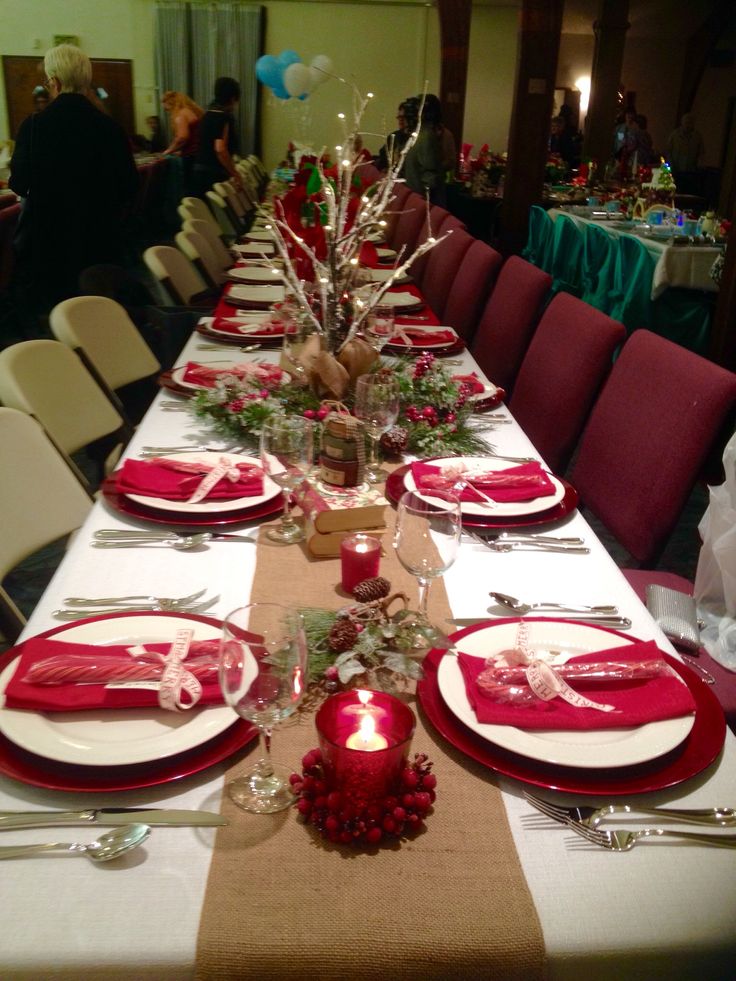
[260,414,313,543]
[219,603,308,813]
[394,489,462,646]
[363,304,396,352]
[353,373,400,484]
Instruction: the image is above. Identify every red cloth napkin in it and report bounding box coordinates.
[456,644,696,730]
[209,318,283,337]
[453,373,487,395]
[411,460,556,503]
[3,637,224,712]
[116,458,264,501]
[393,328,456,347]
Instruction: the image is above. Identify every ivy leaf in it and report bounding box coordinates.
[381,651,424,679]
[334,650,359,666]
[337,658,365,684]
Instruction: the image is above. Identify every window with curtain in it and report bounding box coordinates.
[154,1,262,156]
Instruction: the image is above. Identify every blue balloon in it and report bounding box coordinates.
[255,55,282,89]
[278,49,301,68]
[272,82,290,100]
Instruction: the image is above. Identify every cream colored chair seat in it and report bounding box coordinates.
[143,245,215,306]
[175,229,228,287]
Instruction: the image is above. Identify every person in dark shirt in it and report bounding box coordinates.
[191,76,242,199]
[8,43,139,319]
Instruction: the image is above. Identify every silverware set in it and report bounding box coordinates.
[138,444,243,458]
[91,529,258,550]
[525,792,736,851]
[469,531,589,554]
[53,586,220,619]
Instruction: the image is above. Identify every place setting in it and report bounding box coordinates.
[159,359,286,397]
[195,309,286,346]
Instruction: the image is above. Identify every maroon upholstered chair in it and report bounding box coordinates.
[388,192,425,255]
[408,210,451,287]
[570,330,736,568]
[470,256,551,395]
[509,294,625,474]
[443,240,503,343]
[383,183,413,244]
[420,228,474,321]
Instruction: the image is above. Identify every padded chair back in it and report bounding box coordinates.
[389,192,426,254]
[443,241,503,343]
[206,190,239,240]
[0,408,92,639]
[410,210,453,288]
[548,213,584,297]
[581,222,617,313]
[608,235,655,332]
[382,183,412,243]
[421,228,474,321]
[471,256,552,394]
[175,229,227,287]
[180,196,218,228]
[143,245,209,305]
[510,294,626,474]
[0,340,124,456]
[182,218,232,270]
[50,296,160,392]
[521,205,554,272]
[571,330,736,565]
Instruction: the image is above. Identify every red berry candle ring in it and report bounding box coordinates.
[292,689,437,847]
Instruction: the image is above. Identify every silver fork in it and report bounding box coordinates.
[524,791,736,828]
[62,587,207,608]
[53,596,219,619]
[566,821,736,851]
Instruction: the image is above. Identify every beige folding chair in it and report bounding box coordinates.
[175,229,228,287]
[213,181,250,233]
[206,190,239,241]
[0,407,93,641]
[49,295,161,397]
[182,218,233,270]
[0,340,127,486]
[181,196,219,228]
[143,245,216,307]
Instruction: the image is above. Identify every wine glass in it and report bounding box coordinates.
[220,603,308,813]
[394,489,462,643]
[353,373,400,484]
[260,414,313,543]
[363,304,396,352]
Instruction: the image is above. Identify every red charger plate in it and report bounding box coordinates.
[195,322,283,347]
[0,612,257,792]
[385,463,579,529]
[101,473,283,528]
[418,619,726,796]
[385,337,466,357]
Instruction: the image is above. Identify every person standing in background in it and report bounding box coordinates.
[8,43,138,332]
[666,113,704,194]
[161,91,203,193]
[191,76,242,199]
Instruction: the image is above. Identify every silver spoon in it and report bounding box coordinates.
[490,592,618,614]
[0,824,151,862]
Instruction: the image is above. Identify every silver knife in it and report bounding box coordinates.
[0,808,228,830]
[447,616,632,629]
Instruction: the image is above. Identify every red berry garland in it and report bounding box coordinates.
[291,749,437,847]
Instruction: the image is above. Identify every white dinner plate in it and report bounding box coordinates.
[368,268,410,284]
[125,452,280,514]
[438,621,695,768]
[242,230,275,243]
[227,267,285,284]
[228,284,286,304]
[0,614,236,766]
[405,456,565,518]
[232,241,275,255]
[377,247,398,262]
[378,291,425,311]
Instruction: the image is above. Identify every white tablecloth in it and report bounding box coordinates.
[1,331,734,980]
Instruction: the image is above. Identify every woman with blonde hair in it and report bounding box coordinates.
[161,90,203,191]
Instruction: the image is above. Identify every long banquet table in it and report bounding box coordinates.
[1,322,736,979]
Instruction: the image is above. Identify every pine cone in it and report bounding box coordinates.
[328,619,359,653]
[352,576,391,602]
[380,425,409,456]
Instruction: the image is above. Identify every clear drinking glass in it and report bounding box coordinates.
[353,373,400,483]
[363,304,396,352]
[219,603,308,813]
[260,414,313,543]
[394,489,462,640]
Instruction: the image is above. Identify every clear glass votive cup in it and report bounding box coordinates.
[316,689,416,802]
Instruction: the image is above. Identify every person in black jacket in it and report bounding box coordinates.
[191,76,242,199]
[8,44,139,321]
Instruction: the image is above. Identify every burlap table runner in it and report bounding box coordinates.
[196,499,546,980]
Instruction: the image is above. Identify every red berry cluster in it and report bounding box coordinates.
[302,406,330,421]
[412,352,436,379]
[291,749,437,847]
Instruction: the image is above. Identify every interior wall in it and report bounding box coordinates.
[463,5,518,153]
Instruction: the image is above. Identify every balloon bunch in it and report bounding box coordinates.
[255,51,334,101]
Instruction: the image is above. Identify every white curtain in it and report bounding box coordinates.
[155,1,262,155]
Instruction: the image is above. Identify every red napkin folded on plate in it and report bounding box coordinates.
[116,458,264,501]
[452,373,488,395]
[3,637,224,712]
[411,460,556,503]
[393,329,456,347]
[210,318,283,337]
[457,644,696,730]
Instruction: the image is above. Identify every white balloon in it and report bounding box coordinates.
[284,62,311,98]
[310,54,333,83]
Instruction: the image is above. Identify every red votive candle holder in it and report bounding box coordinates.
[340,533,381,594]
[316,689,416,802]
